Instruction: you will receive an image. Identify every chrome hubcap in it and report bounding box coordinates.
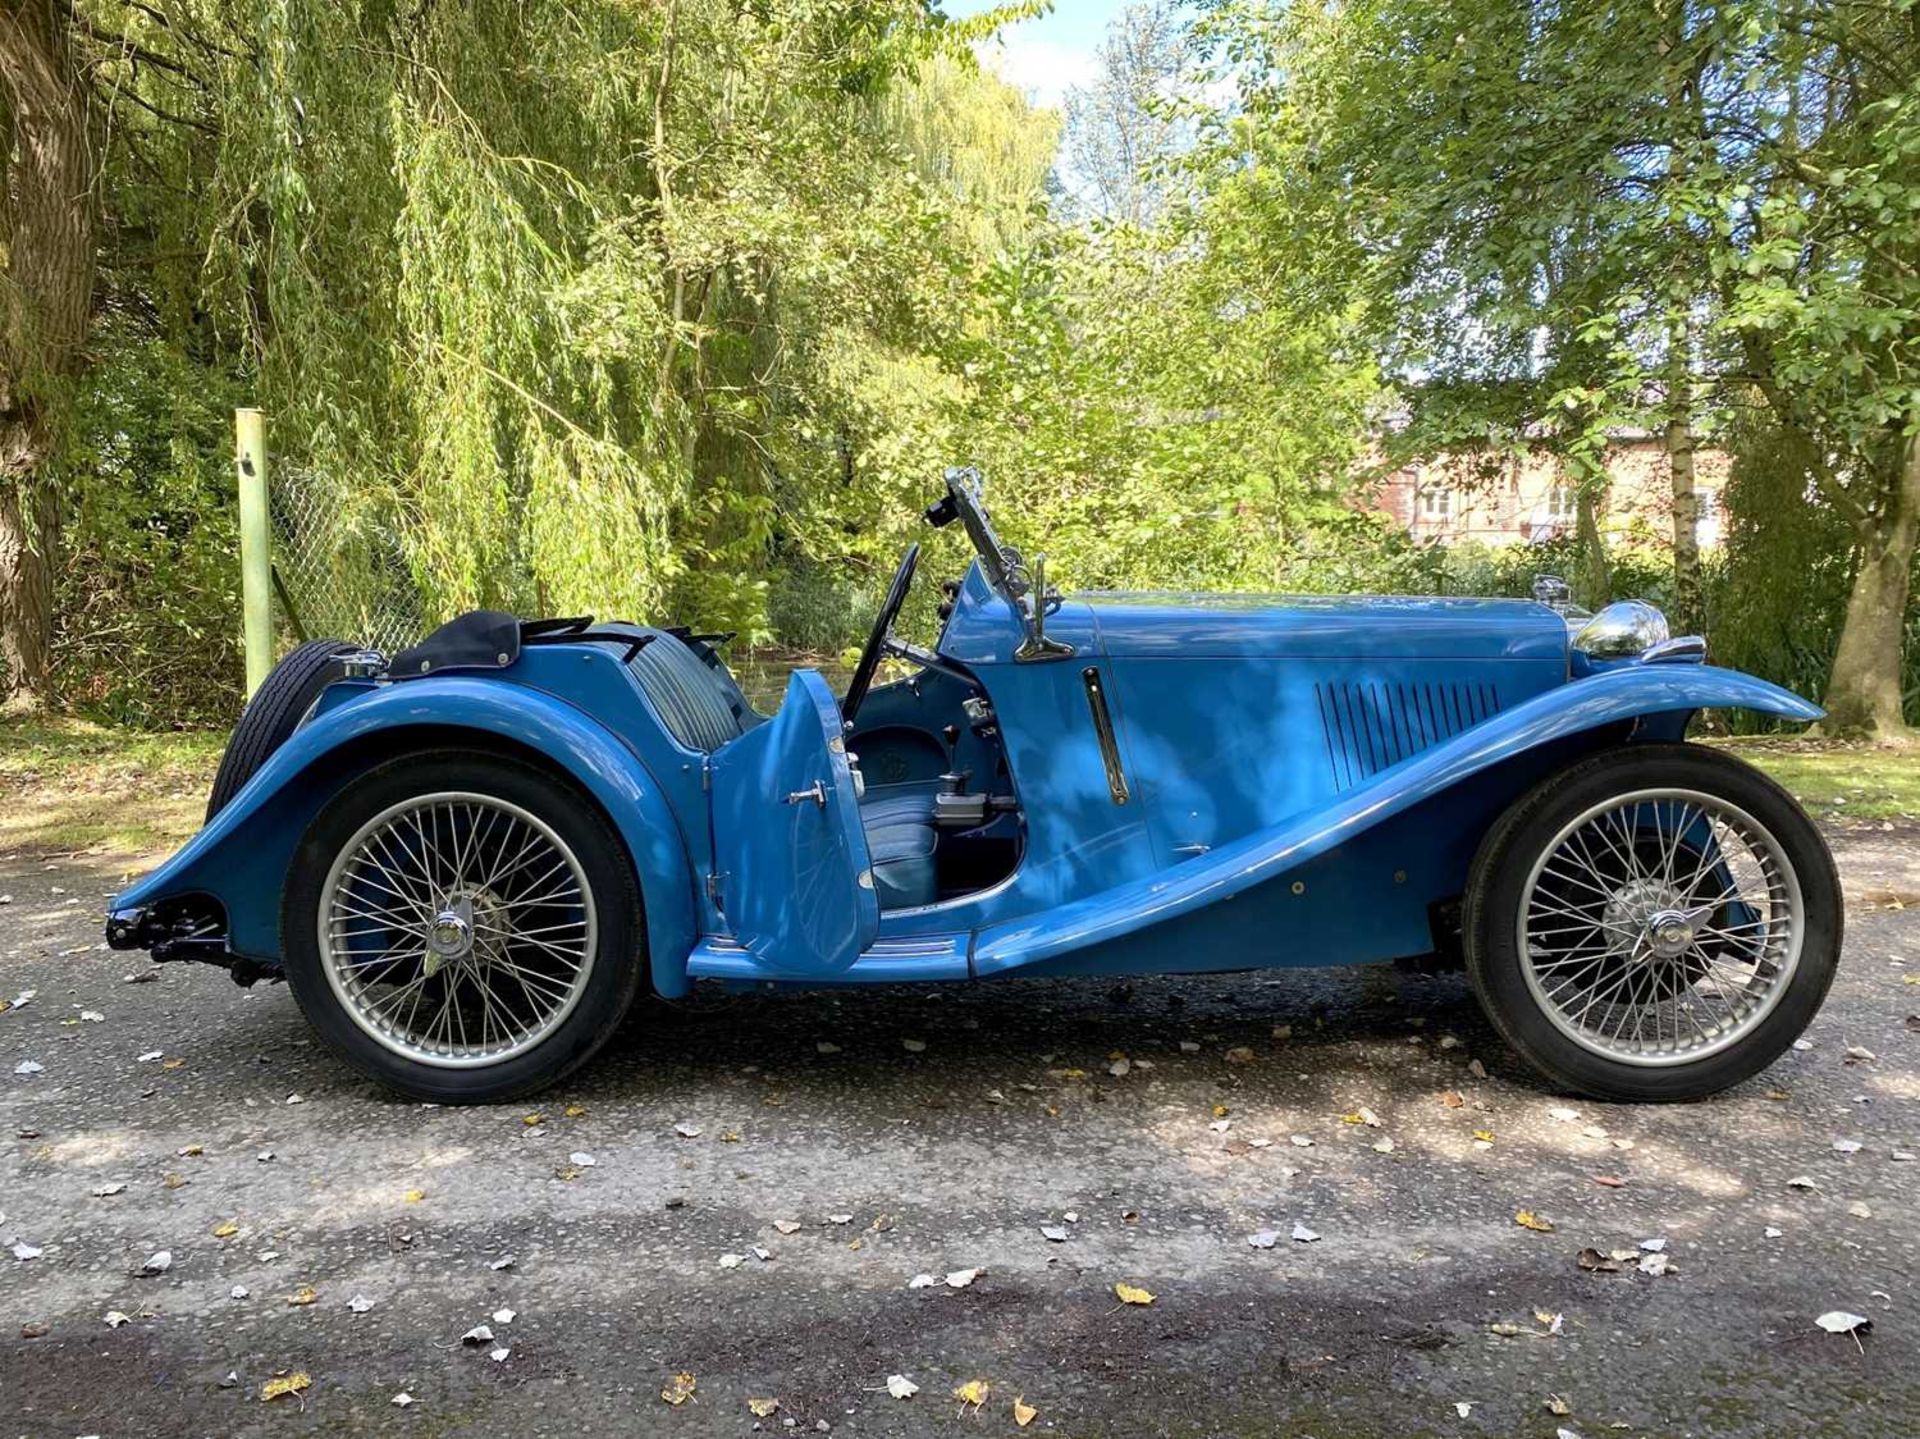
[1517,787,1803,1066]
[318,793,597,1068]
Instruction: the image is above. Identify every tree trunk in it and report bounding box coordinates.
[0,2,97,706]
[1666,327,1702,635]
[1574,483,1611,611]
[0,428,55,699]
[1822,433,1920,740]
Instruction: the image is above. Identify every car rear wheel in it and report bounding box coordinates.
[1463,744,1840,1101]
[281,750,646,1103]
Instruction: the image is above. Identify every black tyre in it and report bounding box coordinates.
[207,638,359,819]
[1463,743,1841,1102]
[280,749,646,1103]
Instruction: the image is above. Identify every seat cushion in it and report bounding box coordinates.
[626,629,753,752]
[861,790,938,910]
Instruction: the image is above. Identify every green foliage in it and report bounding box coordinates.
[43,0,1920,734]
[53,331,247,726]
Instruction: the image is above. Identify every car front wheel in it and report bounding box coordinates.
[1463,743,1841,1102]
[281,750,646,1103]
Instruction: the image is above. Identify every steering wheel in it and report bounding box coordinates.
[841,543,920,726]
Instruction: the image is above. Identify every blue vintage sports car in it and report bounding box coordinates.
[107,468,1839,1104]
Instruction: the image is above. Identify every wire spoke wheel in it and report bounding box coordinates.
[1517,787,1803,1067]
[318,792,598,1068]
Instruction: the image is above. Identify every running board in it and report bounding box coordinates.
[687,932,970,984]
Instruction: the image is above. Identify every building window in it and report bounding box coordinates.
[1696,493,1722,548]
[1546,484,1578,527]
[1419,486,1453,521]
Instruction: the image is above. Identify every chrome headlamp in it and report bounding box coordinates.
[1573,600,1671,660]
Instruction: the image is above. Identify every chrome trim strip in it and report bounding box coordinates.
[1080,666,1130,806]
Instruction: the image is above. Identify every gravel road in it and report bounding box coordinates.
[3,824,1917,1438]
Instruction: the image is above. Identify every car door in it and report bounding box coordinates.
[709,669,879,973]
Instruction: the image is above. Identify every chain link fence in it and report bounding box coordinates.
[269,463,426,656]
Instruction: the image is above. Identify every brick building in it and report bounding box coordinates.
[1369,432,1727,549]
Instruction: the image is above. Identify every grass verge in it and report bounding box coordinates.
[0,717,224,858]
[1707,736,1920,822]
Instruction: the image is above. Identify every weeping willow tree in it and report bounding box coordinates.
[70,0,1052,673]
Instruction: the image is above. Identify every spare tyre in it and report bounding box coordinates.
[206,638,359,820]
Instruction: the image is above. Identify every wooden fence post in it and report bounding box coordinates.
[235,408,273,697]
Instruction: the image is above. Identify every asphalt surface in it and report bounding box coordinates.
[2,824,1917,1438]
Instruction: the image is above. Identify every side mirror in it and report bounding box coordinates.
[1014,552,1074,662]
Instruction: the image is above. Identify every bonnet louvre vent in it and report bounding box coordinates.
[1315,680,1501,791]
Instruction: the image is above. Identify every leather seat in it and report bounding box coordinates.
[860,791,939,910]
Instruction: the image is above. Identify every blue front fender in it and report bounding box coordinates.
[112,679,699,998]
[973,663,1820,976]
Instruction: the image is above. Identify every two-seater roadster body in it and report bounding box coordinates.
[107,469,1840,1103]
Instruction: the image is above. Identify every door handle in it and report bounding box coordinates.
[784,781,828,808]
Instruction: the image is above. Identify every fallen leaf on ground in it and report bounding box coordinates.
[1441,1090,1465,1108]
[1014,1396,1038,1427]
[772,1218,801,1234]
[391,1393,414,1407]
[1291,1222,1320,1243]
[1590,1174,1625,1188]
[1815,1310,1871,1335]
[946,1267,983,1288]
[1225,1046,1255,1064]
[212,1221,238,1239]
[886,1374,919,1399]
[287,1286,317,1306]
[1114,1282,1155,1305]
[1546,1394,1571,1415]
[953,1379,990,1407]
[1040,1225,1068,1243]
[1515,1210,1555,1232]
[261,1372,311,1402]
[673,1122,702,1138]
[104,1310,131,1327]
[90,1182,125,1198]
[461,1324,494,1346]
[349,1295,373,1313]
[139,1250,171,1274]
[747,1397,779,1417]
[1248,1229,1280,1249]
[660,1372,697,1405]
[1577,1248,1620,1273]
[403,1189,426,1204]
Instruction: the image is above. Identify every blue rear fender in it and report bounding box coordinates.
[111,678,701,999]
[974,663,1822,976]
